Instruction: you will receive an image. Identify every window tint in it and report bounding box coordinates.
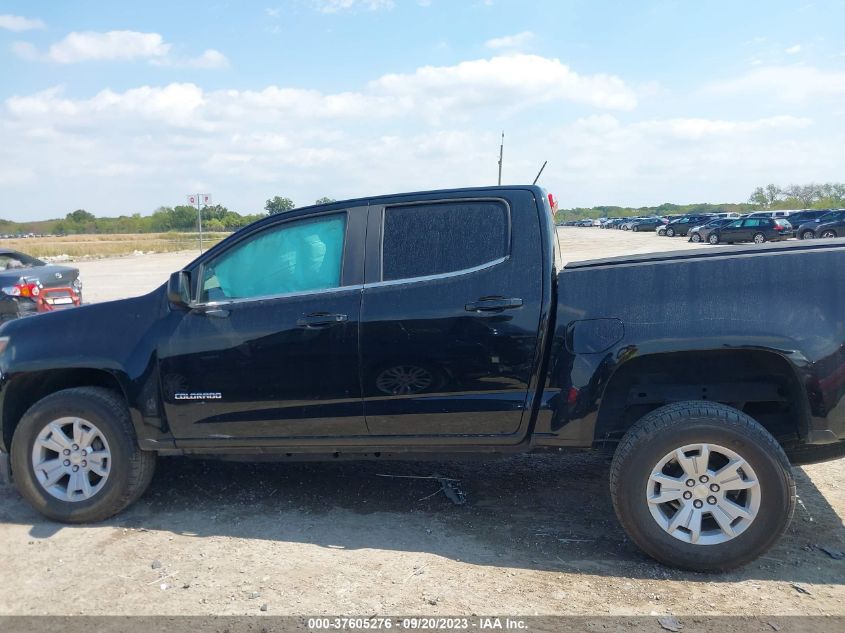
[201,213,346,302]
[382,201,508,281]
[726,220,742,228]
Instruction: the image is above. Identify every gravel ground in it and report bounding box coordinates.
[1,228,842,617]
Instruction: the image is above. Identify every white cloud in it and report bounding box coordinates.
[0,53,641,217]
[0,14,44,31]
[705,64,845,103]
[370,54,637,115]
[4,53,836,218]
[265,7,282,18]
[153,49,230,69]
[785,44,802,54]
[312,0,394,12]
[12,30,230,69]
[485,31,534,51]
[543,114,839,206]
[46,31,171,63]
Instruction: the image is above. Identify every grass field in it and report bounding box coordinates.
[0,232,231,259]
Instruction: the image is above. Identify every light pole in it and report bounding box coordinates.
[186,193,212,253]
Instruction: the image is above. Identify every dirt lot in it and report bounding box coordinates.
[1,228,842,617]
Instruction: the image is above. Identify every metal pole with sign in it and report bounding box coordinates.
[187,193,212,253]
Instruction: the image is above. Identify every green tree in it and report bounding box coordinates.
[265,196,296,215]
[315,197,336,205]
[66,209,95,223]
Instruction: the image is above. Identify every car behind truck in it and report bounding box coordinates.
[1,185,844,571]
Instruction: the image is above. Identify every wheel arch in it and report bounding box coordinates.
[593,348,810,450]
[1,368,128,452]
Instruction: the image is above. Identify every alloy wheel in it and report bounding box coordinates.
[31,417,111,502]
[646,442,761,545]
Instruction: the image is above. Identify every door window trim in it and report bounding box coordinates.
[372,197,512,288]
[192,209,353,307]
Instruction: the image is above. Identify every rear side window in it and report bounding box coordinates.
[381,201,509,281]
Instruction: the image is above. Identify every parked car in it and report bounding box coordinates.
[0,249,82,320]
[629,217,666,232]
[2,185,845,573]
[664,214,715,237]
[747,210,796,220]
[813,212,845,239]
[796,210,845,240]
[784,210,830,237]
[706,217,791,244]
[688,218,734,243]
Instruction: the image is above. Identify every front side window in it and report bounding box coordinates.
[726,220,742,228]
[201,213,346,302]
[381,201,508,281]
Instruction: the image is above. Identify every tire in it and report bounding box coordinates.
[622,225,629,231]
[801,230,814,240]
[821,230,837,239]
[690,233,701,243]
[609,401,795,572]
[10,387,156,523]
[666,228,675,237]
[753,232,766,244]
[708,233,719,245]
[633,226,639,232]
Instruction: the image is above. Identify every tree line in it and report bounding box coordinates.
[556,181,845,222]
[0,195,338,235]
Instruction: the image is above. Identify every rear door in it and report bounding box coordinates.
[359,190,544,437]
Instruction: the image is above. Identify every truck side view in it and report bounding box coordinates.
[1,185,843,571]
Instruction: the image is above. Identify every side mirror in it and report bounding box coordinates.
[167,271,191,308]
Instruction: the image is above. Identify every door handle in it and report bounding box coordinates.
[464,297,523,312]
[202,308,230,318]
[296,312,348,328]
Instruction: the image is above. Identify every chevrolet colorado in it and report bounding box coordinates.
[1,185,843,571]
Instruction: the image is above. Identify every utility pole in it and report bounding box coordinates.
[497,132,504,186]
[186,193,212,253]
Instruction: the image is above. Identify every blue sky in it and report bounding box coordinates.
[1,0,844,219]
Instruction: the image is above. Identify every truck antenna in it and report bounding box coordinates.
[497,131,504,186]
[532,160,547,185]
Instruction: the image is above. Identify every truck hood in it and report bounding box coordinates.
[0,285,167,375]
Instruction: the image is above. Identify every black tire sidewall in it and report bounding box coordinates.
[614,419,793,571]
[11,392,136,523]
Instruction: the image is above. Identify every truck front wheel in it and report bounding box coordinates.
[609,401,795,571]
[10,387,156,523]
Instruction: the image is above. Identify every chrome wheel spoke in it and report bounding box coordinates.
[713,459,753,489]
[38,435,67,454]
[717,497,753,522]
[687,508,703,544]
[87,451,109,476]
[674,449,697,478]
[668,503,694,533]
[38,459,67,487]
[47,423,73,450]
[710,504,736,538]
[647,473,685,504]
[692,444,710,475]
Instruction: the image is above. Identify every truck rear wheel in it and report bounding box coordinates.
[609,401,795,571]
[10,387,155,523]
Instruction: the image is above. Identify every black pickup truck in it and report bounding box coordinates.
[1,185,844,571]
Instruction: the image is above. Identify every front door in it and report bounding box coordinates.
[359,191,545,437]
[160,207,368,443]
